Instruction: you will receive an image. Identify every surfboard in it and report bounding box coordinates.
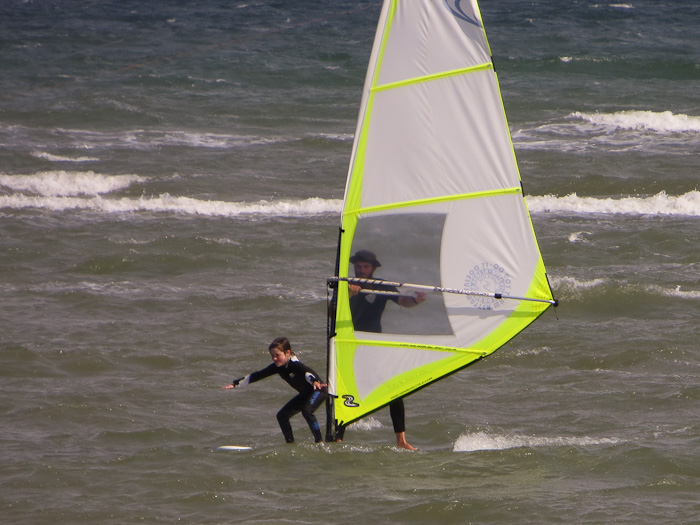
[216,445,252,451]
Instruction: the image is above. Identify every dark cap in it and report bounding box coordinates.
[349,250,381,267]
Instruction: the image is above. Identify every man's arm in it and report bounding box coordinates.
[397,292,427,308]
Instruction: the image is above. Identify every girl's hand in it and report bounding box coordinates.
[313,381,328,390]
[222,384,235,390]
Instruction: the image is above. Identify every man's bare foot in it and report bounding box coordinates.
[395,431,417,451]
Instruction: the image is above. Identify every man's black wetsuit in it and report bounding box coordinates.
[349,280,400,334]
[234,356,327,443]
[338,280,407,440]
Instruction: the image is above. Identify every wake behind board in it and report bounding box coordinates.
[216,445,252,451]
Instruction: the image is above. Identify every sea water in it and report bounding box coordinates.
[1,1,699,523]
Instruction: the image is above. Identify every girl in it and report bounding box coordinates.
[222,337,327,443]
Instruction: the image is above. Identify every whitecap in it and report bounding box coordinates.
[31,152,100,162]
[0,171,144,197]
[453,431,620,452]
[649,284,700,300]
[514,346,551,358]
[570,110,700,133]
[344,417,384,432]
[528,191,700,217]
[0,193,343,218]
[550,276,607,291]
[567,231,593,243]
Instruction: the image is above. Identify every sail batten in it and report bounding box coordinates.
[343,186,524,216]
[326,0,556,439]
[371,62,494,93]
[334,337,490,357]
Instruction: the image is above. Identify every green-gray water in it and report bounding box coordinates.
[2,1,699,522]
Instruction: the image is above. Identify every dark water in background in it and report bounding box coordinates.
[2,1,700,523]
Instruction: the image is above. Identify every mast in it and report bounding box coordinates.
[325,228,342,442]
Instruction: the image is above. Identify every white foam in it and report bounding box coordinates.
[149,131,284,148]
[549,278,700,302]
[453,431,620,452]
[513,346,551,358]
[31,152,100,162]
[514,109,700,154]
[48,127,301,150]
[590,3,634,8]
[567,231,593,243]
[3,171,698,219]
[345,417,383,432]
[548,276,608,302]
[550,276,607,291]
[0,171,143,197]
[0,193,343,217]
[4,189,700,219]
[571,110,700,133]
[306,132,353,142]
[528,191,700,217]
[650,284,700,301]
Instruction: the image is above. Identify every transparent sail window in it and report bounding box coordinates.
[348,213,453,336]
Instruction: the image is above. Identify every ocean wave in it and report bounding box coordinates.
[3,170,698,219]
[4,186,700,219]
[513,346,552,358]
[571,110,700,133]
[41,127,314,150]
[344,417,384,432]
[591,3,634,10]
[304,131,353,142]
[0,193,343,217]
[4,124,344,152]
[651,284,700,301]
[551,276,608,292]
[567,231,593,243]
[528,191,700,216]
[0,171,143,197]
[453,431,620,452]
[550,276,700,303]
[550,276,609,302]
[514,109,700,154]
[31,152,100,162]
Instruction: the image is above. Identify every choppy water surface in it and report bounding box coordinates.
[2,1,699,523]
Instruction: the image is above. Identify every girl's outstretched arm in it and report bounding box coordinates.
[222,376,246,389]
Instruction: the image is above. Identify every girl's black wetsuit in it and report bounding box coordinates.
[233,356,327,443]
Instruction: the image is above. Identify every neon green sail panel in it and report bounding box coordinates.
[328,0,555,428]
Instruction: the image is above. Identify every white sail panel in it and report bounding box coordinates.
[359,69,518,210]
[376,0,490,85]
[353,345,452,399]
[344,192,542,348]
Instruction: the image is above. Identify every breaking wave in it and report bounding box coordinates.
[570,110,700,133]
[453,431,620,452]
[4,171,700,219]
[528,191,700,217]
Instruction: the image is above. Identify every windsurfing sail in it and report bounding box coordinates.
[325,0,557,437]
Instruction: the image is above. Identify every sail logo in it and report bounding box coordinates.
[464,262,512,310]
[342,395,360,408]
[443,0,481,28]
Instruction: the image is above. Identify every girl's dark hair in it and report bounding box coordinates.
[269,337,293,354]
